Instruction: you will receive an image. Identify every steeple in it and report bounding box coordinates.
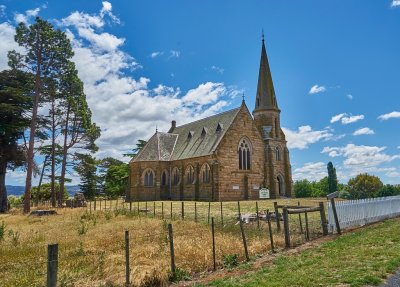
[254,35,278,111]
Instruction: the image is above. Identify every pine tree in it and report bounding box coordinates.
[327,161,338,194]
[8,17,74,213]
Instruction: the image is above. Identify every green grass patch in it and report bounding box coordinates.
[202,218,400,287]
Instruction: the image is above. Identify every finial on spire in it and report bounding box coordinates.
[242,93,245,104]
[262,29,264,43]
[156,125,158,133]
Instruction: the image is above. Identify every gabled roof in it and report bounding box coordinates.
[133,106,242,162]
[133,132,178,162]
[170,107,240,160]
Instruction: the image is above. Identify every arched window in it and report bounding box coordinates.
[172,167,180,186]
[161,170,168,186]
[238,138,251,170]
[143,169,154,187]
[276,147,281,161]
[186,165,195,184]
[201,164,211,183]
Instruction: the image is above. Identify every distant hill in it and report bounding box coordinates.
[6,185,80,197]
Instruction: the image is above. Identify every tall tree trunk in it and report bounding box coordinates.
[51,95,56,207]
[0,159,8,213]
[59,104,71,206]
[24,62,41,214]
[37,155,48,196]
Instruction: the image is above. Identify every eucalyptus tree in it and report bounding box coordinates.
[0,70,32,213]
[8,17,74,213]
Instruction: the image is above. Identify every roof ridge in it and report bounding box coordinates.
[175,106,241,129]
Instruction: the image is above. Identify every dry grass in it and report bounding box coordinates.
[0,198,326,287]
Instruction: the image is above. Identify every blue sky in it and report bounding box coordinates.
[1,0,399,185]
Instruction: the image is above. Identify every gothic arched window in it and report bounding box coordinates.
[161,170,168,186]
[172,167,180,186]
[186,165,195,184]
[201,164,211,183]
[143,169,154,187]
[276,147,281,161]
[238,138,251,170]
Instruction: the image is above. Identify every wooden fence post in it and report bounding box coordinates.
[330,198,341,235]
[266,209,275,252]
[129,201,132,212]
[239,219,250,261]
[137,201,140,216]
[170,202,173,220]
[47,243,58,287]
[274,202,281,231]
[125,230,130,286]
[304,212,310,241]
[104,198,107,210]
[283,207,290,248]
[194,201,197,222]
[237,201,241,218]
[211,217,216,271]
[145,201,148,217]
[154,201,156,217]
[208,202,211,224]
[298,201,303,234]
[94,199,97,211]
[220,201,224,226]
[181,201,184,220]
[168,224,176,278]
[319,202,328,236]
[161,202,164,219]
[256,201,260,229]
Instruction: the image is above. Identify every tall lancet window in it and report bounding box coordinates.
[238,138,251,170]
[143,169,155,187]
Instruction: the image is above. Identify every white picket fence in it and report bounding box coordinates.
[327,195,400,232]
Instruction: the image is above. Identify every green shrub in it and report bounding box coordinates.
[222,254,239,269]
[169,267,190,282]
[0,221,5,241]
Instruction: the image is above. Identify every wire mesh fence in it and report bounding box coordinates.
[2,198,330,286]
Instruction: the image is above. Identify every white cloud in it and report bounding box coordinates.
[56,4,237,162]
[391,0,400,7]
[347,94,353,100]
[282,125,333,149]
[0,22,25,70]
[14,7,40,24]
[100,1,120,24]
[330,113,346,123]
[330,113,365,125]
[309,84,326,94]
[0,5,6,18]
[353,127,374,136]
[322,144,400,178]
[211,65,224,74]
[378,111,400,120]
[293,162,327,181]
[169,50,180,58]
[341,114,364,124]
[387,171,400,177]
[150,51,163,58]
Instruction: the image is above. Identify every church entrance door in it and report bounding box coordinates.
[277,175,285,197]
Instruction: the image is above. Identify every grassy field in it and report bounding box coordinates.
[196,217,400,287]
[0,199,325,287]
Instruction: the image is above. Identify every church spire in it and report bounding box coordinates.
[254,35,278,111]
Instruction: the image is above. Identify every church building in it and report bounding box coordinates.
[127,37,293,201]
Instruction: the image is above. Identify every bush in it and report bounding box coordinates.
[0,221,5,241]
[377,184,400,198]
[222,254,239,269]
[7,196,22,208]
[294,180,313,198]
[347,173,383,199]
[169,267,190,282]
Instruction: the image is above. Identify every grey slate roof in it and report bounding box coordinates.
[133,107,241,162]
[133,132,178,161]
